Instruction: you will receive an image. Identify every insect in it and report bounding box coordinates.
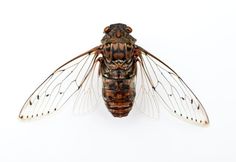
[19,23,209,126]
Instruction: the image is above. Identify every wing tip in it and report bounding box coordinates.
[18,114,40,120]
[18,107,60,121]
[18,114,31,120]
[188,118,210,127]
[201,119,210,127]
[18,114,32,121]
[18,114,24,120]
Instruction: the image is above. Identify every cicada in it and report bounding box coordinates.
[19,23,209,126]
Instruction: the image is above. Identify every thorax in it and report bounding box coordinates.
[101,43,136,79]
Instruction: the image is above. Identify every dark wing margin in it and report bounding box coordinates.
[135,46,209,126]
[19,46,101,120]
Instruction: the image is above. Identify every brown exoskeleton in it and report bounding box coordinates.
[19,23,209,126]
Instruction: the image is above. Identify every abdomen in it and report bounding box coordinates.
[102,77,136,117]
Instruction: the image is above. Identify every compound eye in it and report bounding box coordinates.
[126,26,132,33]
[104,26,111,33]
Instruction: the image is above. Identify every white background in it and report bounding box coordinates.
[0,0,236,162]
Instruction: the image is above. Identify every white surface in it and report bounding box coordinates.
[0,0,236,162]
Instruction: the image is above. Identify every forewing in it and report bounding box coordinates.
[136,46,209,126]
[19,46,101,120]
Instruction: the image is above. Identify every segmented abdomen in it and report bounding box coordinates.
[102,77,136,117]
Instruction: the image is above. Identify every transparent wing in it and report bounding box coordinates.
[135,46,209,126]
[73,57,102,115]
[19,46,102,120]
[134,62,160,119]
